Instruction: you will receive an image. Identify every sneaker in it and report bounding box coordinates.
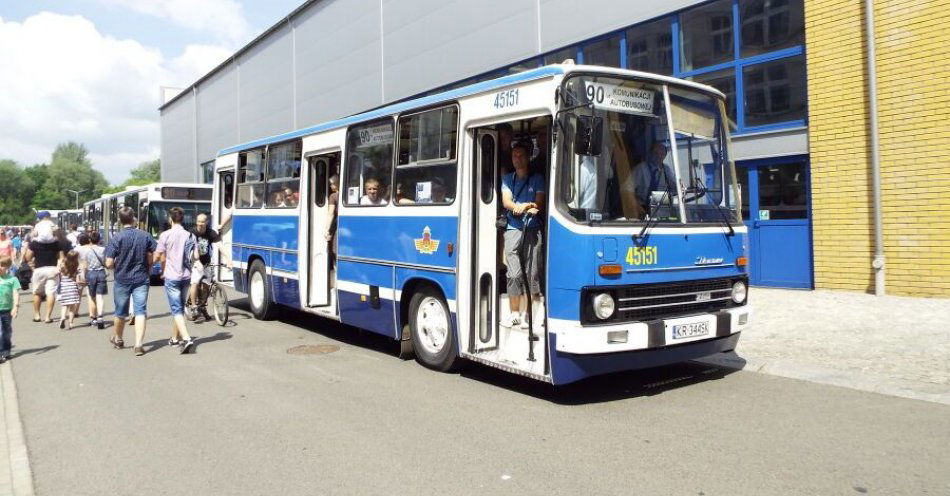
[168,338,181,347]
[521,315,531,329]
[133,346,145,356]
[501,313,521,328]
[96,320,104,330]
[179,339,195,354]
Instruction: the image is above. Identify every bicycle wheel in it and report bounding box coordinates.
[211,283,229,326]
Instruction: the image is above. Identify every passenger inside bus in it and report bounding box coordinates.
[360,178,387,206]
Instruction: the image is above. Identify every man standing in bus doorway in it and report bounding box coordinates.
[188,213,226,321]
[104,207,157,356]
[156,207,196,353]
[501,140,545,328]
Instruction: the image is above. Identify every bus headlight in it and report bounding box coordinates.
[592,293,616,320]
[731,281,748,304]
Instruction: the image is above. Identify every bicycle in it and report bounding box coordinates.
[186,263,229,326]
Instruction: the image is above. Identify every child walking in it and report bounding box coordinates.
[56,252,82,330]
[0,256,21,362]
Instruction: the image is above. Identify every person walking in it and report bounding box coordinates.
[104,207,156,356]
[77,232,107,329]
[0,230,13,261]
[55,251,82,330]
[155,207,196,353]
[11,230,22,264]
[0,256,20,363]
[23,226,67,323]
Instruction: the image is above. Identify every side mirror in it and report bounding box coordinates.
[574,115,603,156]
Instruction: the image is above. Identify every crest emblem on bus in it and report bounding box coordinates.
[414,226,440,255]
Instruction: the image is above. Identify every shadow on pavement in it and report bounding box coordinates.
[229,296,744,405]
[11,345,59,359]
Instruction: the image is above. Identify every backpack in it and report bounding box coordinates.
[182,233,197,272]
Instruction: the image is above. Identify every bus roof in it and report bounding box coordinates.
[217,64,725,158]
[82,183,211,206]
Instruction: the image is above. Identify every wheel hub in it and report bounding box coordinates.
[416,296,448,355]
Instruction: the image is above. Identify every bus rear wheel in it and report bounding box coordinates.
[248,260,274,320]
[409,288,459,372]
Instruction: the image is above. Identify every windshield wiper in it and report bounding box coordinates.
[694,177,735,236]
[634,181,673,243]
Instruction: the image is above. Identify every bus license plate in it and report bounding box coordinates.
[672,322,709,340]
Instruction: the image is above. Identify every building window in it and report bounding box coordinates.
[740,0,804,57]
[264,140,301,208]
[236,148,264,208]
[680,0,734,71]
[626,17,673,75]
[581,35,621,67]
[742,55,806,127]
[393,105,458,205]
[544,46,578,65]
[343,119,394,206]
[690,68,737,126]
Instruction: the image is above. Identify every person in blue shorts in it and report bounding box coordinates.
[104,207,156,356]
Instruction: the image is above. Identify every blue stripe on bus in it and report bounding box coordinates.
[338,290,397,339]
[338,215,457,269]
[218,66,565,156]
[233,215,299,251]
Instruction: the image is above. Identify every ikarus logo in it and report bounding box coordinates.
[695,256,725,266]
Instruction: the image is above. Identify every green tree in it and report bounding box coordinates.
[126,159,161,186]
[0,160,37,224]
[31,142,109,210]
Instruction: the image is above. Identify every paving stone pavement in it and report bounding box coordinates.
[698,287,950,404]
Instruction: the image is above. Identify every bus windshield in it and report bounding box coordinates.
[556,74,739,225]
[146,201,208,238]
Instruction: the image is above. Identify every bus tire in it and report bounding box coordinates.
[409,288,459,372]
[248,260,274,320]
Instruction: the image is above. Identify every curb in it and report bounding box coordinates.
[694,353,950,406]
[0,362,35,496]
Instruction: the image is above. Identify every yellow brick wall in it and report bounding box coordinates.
[804,0,950,296]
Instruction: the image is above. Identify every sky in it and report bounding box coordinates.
[0,0,302,184]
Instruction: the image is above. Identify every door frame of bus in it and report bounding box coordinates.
[470,128,500,354]
[305,151,339,307]
[214,168,235,284]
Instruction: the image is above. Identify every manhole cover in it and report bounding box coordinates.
[287,344,340,355]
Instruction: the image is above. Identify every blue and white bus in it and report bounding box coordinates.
[212,64,751,384]
[82,183,212,276]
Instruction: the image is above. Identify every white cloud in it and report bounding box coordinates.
[97,0,251,46]
[0,12,230,184]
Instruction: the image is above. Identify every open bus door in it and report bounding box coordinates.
[470,129,500,355]
[213,169,235,286]
[306,153,338,307]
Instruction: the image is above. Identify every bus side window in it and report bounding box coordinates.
[344,119,394,206]
[223,173,234,209]
[311,157,327,208]
[264,139,302,208]
[393,105,458,205]
[237,148,265,208]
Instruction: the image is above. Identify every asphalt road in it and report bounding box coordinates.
[7,286,950,496]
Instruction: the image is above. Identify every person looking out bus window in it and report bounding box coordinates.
[360,177,387,206]
[500,140,545,329]
[631,142,676,211]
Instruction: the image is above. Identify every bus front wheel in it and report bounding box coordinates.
[409,288,459,372]
[248,260,274,320]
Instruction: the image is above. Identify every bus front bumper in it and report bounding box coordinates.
[549,305,751,355]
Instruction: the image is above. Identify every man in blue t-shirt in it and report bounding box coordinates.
[104,207,157,356]
[500,140,545,329]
